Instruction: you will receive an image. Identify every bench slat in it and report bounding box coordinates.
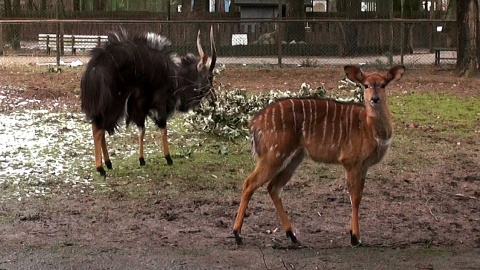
[38,33,108,55]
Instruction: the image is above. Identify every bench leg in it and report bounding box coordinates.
[435,51,440,66]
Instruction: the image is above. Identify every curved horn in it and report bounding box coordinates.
[197,30,205,60]
[209,26,217,72]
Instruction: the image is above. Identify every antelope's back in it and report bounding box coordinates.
[80,30,179,132]
[249,98,366,161]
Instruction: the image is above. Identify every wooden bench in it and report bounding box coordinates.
[38,34,72,55]
[71,35,108,55]
[38,34,108,55]
[433,47,457,66]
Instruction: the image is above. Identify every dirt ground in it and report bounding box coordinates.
[1,65,480,269]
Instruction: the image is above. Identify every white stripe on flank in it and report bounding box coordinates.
[308,100,313,139]
[331,102,337,146]
[348,105,354,148]
[344,105,350,146]
[310,100,317,139]
[279,101,286,130]
[337,104,344,147]
[264,109,268,131]
[321,100,329,144]
[290,99,297,132]
[272,106,276,133]
[280,148,300,174]
[301,99,306,137]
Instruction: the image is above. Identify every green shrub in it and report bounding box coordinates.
[184,80,363,140]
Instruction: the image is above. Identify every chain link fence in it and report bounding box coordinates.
[0,19,456,68]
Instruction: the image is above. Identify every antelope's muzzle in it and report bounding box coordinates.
[370,95,380,104]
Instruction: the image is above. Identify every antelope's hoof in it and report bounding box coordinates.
[286,230,300,244]
[350,230,362,247]
[139,157,146,166]
[96,166,106,177]
[165,155,173,166]
[233,230,243,245]
[105,160,113,170]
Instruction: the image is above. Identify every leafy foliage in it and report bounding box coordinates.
[184,80,363,140]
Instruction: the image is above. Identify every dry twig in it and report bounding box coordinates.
[281,259,295,270]
[454,193,478,200]
[258,245,271,270]
[425,196,439,221]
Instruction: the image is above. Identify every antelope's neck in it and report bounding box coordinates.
[366,103,393,147]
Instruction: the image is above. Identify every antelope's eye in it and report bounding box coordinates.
[364,84,369,89]
[380,84,386,88]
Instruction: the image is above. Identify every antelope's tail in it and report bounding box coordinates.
[249,114,267,159]
[80,63,116,134]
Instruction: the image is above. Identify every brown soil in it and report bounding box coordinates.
[1,65,479,269]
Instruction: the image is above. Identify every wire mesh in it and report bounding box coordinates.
[0,19,457,68]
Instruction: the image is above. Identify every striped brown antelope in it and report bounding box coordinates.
[232,65,405,246]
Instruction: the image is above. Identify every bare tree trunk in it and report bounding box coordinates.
[285,0,305,42]
[3,0,21,50]
[193,0,208,12]
[3,0,12,16]
[181,0,192,13]
[216,0,225,12]
[93,0,107,11]
[40,0,47,11]
[0,26,3,56]
[13,0,20,12]
[456,0,479,77]
[342,0,361,55]
[73,0,80,11]
[429,0,440,19]
[229,0,238,12]
[0,0,6,56]
[27,0,34,10]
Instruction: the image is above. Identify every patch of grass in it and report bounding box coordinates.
[385,92,479,171]
[390,92,480,138]
[100,137,254,200]
[81,119,255,201]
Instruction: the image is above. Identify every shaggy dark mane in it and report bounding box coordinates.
[141,32,172,52]
[180,53,200,66]
[106,28,129,44]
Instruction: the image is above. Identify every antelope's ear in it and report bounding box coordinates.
[344,65,364,83]
[386,65,405,83]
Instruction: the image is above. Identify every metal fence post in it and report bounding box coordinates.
[0,24,3,56]
[388,0,393,66]
[167,0,171,38]
[400,0,405,65]
[277,0,282,67]
[400,21,405,65]
[55,0,60,68]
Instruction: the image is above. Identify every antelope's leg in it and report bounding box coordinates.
[233,157,284,245]
[161,127,173,165]
[101,132,112,170]
[138,126,146,166]
[267,151,304,244]
[345,167,366,247]
[92,123,107,176]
